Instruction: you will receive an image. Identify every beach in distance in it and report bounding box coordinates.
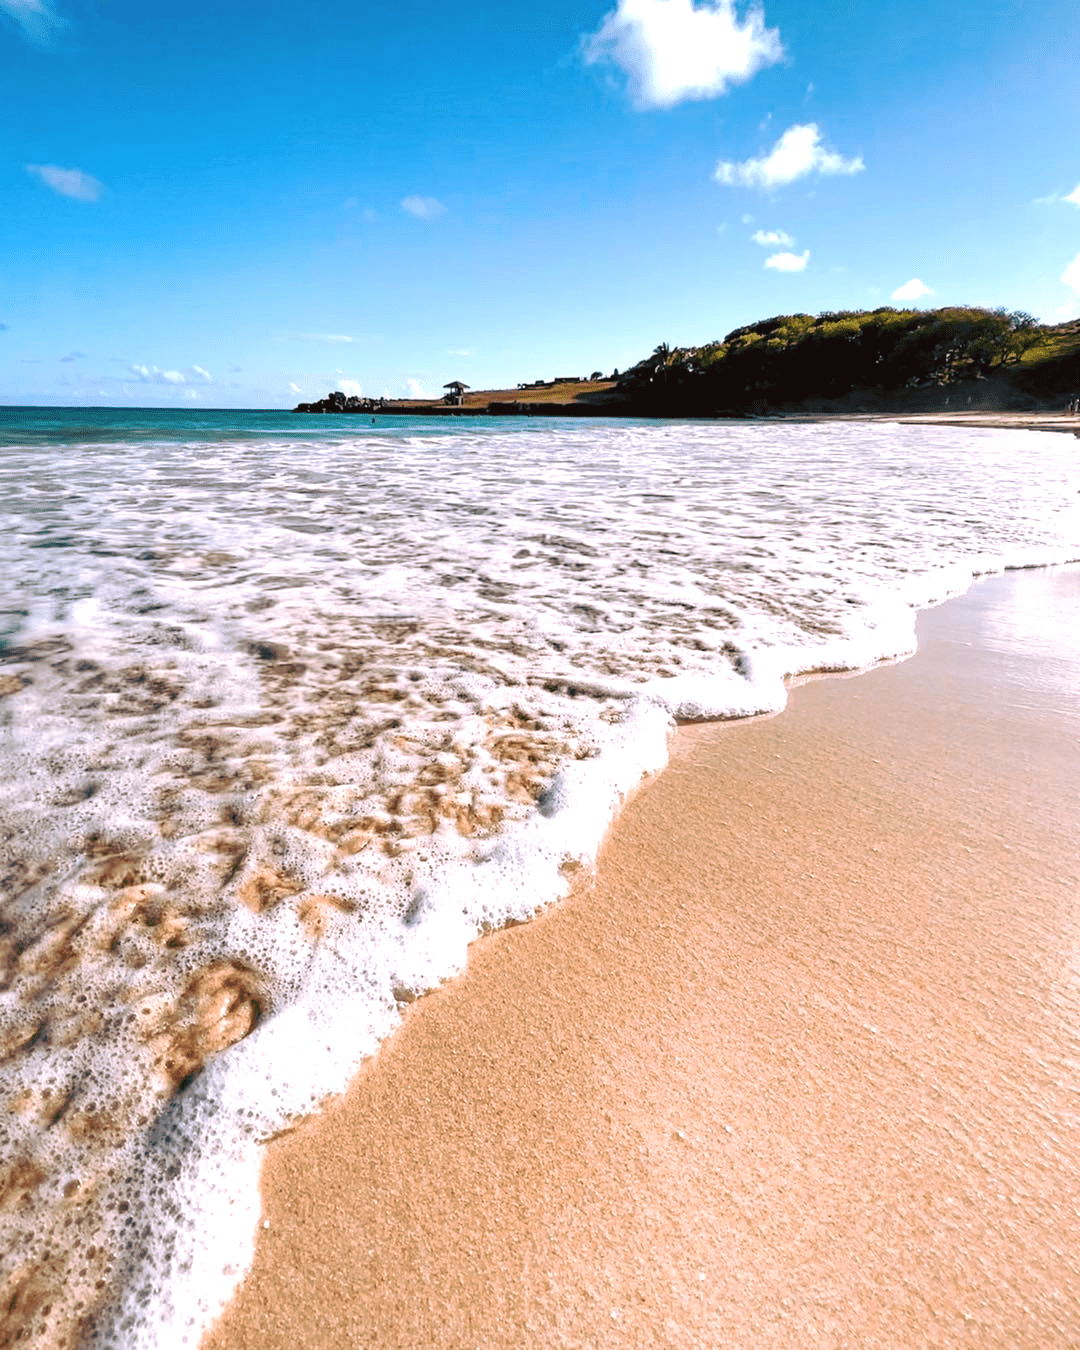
[206,563,1080,1350]
[0,412,1078,1348]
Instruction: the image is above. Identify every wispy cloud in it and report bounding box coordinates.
[751,227,792,247]
[447,348,473,357]
[297,332,362,343]
[128,363,210,385]
[1035,184,1080,206]
[1062,254,1080,295]
[584,0,782,109]
[405,377,429,398]
[716,123,863,189]
[289,381,301,394]
[0,0,64,45]
[59,351,84,362]
[344,200,379,222]
[764,248,808,272]
[401,195,446,220]
[891,278,933,301]
[27,163,103,202]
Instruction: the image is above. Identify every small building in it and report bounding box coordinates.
[443,380,470,406]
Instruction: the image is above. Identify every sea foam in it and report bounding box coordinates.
[0,418,1077,1346]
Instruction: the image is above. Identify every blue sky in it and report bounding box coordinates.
[2,0,1078,407]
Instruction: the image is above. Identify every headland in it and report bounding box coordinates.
[294,306,1080,431]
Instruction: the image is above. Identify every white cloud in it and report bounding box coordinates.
[764,249,809,272]
[447,348,473,357]
[27,163,103,201]
[405,378,428,398]
[401,195,446,220]
[1063,254,1080,295]
[0,0,64,44]
[1066,185,1080,207]
[583,0,782,109]
[192,365,212,382]
[289,381,301,394]
[715,123,863,189]
[298,332,361,343]
[127,362,192,384]
[338,379,363,397]
[751,227,792,246]
[891,278,933,301]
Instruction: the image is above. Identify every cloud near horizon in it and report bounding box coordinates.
[892,278,933,301]
[27,163,103,202]
[405,377,428,398]
[128,363,209,385]
[1062,254,1080,295]
[338,379,363,396]
[1,0,64,44]
[751,227,792,246]
[716,123,863,189]
[584,0,781,109]
[297,332,361,343]
[401,195,446,220]
[764,248,808,272]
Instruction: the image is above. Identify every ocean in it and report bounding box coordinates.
[1,408,1078,1347]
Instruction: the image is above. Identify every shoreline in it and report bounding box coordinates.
[296,404,1080,435]
[204,563,1080,1349]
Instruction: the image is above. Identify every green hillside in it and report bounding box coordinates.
[614,308,1080,414]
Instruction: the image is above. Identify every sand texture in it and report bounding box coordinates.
[204,565,1080,1350]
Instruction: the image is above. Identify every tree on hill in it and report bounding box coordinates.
[614,306,1060,412]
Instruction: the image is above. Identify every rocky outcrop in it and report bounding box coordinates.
[293,391,386,414]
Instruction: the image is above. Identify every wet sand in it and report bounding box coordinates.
[204,565,1080,1350]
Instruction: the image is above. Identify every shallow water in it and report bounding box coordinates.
[0,414,1077,1346]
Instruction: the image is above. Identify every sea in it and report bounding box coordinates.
[1,406,1078,1348]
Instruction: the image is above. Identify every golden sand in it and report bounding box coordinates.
[205,565,1080,1350]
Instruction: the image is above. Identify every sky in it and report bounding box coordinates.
[2,0,1079,407]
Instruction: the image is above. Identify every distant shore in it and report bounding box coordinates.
[295,307,1080,429]
[295,388,1080,436]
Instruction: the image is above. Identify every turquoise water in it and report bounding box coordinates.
[0,404,645,447]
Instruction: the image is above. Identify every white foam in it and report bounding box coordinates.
[1,419,1078,1346]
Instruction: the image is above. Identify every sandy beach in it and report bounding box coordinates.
[201,563,1080,1350]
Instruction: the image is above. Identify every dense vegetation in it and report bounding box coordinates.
[614,307,1080,413]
